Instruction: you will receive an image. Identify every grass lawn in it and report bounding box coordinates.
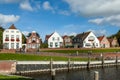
[41,48,120,54]
[0,53,90,61]
[0,74,33,80]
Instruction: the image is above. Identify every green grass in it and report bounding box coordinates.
[41,48,120,54]
[0,75,33,80]
[0,53,90,61]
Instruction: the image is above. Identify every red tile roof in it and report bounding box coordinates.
[97,36,104,42]
[8,24,17,29]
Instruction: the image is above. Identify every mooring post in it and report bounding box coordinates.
[101,53,104,68]
[51,69,56,80]
[68,58,71,72]
[50,58,53,72]
[87,51,91,69]
[94,71,99,80]
[116,55,118,67]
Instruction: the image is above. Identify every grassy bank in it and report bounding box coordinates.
[0,53,90,61]
[0,74,33,80]
[41,48,120,53]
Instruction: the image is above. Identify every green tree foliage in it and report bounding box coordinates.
[109,30,120,46]
[40,43,48,48]
[22,34,26,44]
[0,27,4,49]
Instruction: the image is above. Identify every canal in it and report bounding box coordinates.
[20,67,120,80]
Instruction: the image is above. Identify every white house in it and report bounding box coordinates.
[73,31,100,48]
[45,32,63,48]
[3,24,22,49]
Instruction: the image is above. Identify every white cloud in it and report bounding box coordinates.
[43,1,54,12]
[0,0,21,3]
[20,0,33,11]
[22,31,29,36]
[0,14,20,25]
[87,29,107,36]
[89,15,120,27]
[64,0,120,16]
[59,10,70,16]
[64,0,120,27]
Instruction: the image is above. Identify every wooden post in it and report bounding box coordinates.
[68,58,71,72]
[51,69,56,80]
[87,57,90,69]
[50,58,53,72]
[94,71,99,80]
[116,55,118,67]
[101,53,104,68]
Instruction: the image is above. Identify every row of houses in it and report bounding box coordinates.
[45,31,119,48]
[2,24,119,51]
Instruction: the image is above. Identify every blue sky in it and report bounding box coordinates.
[0,0,120,41]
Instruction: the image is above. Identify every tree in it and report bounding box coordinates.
[0,27,4,49]
[22,34,26,44]
[40,43,48,48]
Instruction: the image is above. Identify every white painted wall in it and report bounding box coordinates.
[48,32,63,48]
[3,29,22,49]
[83,32,100,48]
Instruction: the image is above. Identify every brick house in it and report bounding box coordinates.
[108,37,119,47]
[26,31,41,52]
[62,35,72,48]
[98,35,110,48]
[3,24,22,49]
[73,31,100,48]
[45,32,63,48]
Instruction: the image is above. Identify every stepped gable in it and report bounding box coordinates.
[76,31,91,40]
[8,24,17,29]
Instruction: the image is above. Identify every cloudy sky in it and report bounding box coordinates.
[0,0,120,41]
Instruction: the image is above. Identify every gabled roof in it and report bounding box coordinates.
[45,32,54,40]
[97,35,105,42]
[62,35,69,39]
[8,24,17,29]
[75,31,91,40]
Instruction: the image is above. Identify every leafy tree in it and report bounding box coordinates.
[40,43,48,48]
[109,30,120,46]
[22,34,26,44]
[0,27,4,49]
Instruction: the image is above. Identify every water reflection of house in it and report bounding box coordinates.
[73,31,100,48]
[98,35,110,48]
[62,35,73,48]
[45,32,63,48]
[108,37,119,47]
[26,31,41,52]
[3,24,22,49]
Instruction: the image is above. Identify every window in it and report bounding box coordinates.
[6,35,9,38]
[11,43,14,49]
[6,31,9,33]
[4,43,9,49]
[11,35,14,39]
[52,37,55,41]
[85,43,91,46]
[16,43,19,49]
[11,31,14,33]
[16,31,19,33]
[57,37,59,41]
[50,42,53,47]
[88,36,95,41]
[55,42,58,47]
[16,35,19,38]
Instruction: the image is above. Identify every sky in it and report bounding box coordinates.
[0,0,120,41]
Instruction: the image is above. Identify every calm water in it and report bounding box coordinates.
[24,67,120,80]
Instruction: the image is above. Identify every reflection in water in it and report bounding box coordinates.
[23,67,120,80]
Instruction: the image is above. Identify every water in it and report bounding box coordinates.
[23,67,120,80]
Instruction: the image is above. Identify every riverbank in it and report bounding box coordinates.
[0,74,34,80]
